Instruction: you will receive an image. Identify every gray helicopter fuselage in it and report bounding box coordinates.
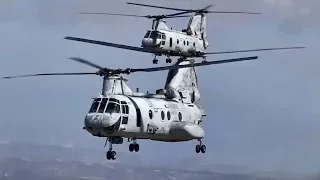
[84,94,204,142]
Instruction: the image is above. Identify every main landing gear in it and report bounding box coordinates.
[152,55,172,64]
[195,139,206,154]
[128,138,140,152]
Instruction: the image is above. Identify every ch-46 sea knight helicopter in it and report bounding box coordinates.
[3,55,261,160]
[64,2,304,64]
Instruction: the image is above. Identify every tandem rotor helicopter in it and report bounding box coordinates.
[4,55,264,160]
[65,2,304,64]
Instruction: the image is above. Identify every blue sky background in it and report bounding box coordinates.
[0,0,319,174]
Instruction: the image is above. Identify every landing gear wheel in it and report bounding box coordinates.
[166,58,172,63]
[129,143,134,152]
[106,151,116,160]
[200,145,206,153]
[106,151,111,160]
[195,145,201,153]
[153,59,158,64]
[111,151,116,160]
[134,144,140,152]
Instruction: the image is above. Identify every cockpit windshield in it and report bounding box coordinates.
[98,98,108,113]
[144,30,164,39]
[88,98,121,114]
[105,102,120,113]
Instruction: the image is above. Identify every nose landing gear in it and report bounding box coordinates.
[104,137,123,160]
[153,55,158,64]
[106,149,116,160]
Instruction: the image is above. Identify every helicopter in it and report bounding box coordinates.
[64,2,305,64]
[3,55,260,160]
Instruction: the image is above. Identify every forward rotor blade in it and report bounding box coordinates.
[127,2,214,12]
[69,57,104,70]
[205,46,305,55]
[2,72,97,79]
[79,12,190,19]
[130,56,258,73]
[79,12,149,18]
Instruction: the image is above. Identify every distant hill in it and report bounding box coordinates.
[0,142,310,180]
[0,157,287,180]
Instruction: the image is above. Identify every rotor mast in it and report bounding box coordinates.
[101,75,132,96]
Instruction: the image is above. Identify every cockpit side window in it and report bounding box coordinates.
[97,98,108,113]
[161,33,166,40]
[144,31,151,38]
[121,101,129,114]
[105,102,120,113]
[89,98,101,113]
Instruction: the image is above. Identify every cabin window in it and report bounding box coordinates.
[177,39,179,44]
[193,42,195,47]
[89,98,101,113]
[97,98,108,113]
[161,111,165,120]
[187,41,189,46]
[178,112,182,121]
[167,111,171,120]
[183,40,186,45]
[149,110,153,119]
[105,101,120,113]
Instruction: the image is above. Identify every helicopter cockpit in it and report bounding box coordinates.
[142,30,166,47]
[85,97,123,134]
[89,98,121,114]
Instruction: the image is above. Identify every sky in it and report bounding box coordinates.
[0,0,319,174]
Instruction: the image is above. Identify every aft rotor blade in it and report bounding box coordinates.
[2,72,97,79]
[127,2,214,12]
[69,57,104,70]
[130,56,258,73]
[205,46,305,55]
[207,11,260,14]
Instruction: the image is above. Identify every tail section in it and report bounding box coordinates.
[164,59,200,104]
[186,13,209,49]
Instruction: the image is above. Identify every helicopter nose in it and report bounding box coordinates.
[142,38,153,47]
[84,113,111,128]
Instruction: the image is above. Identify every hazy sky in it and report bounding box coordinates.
[0,0,319,174]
